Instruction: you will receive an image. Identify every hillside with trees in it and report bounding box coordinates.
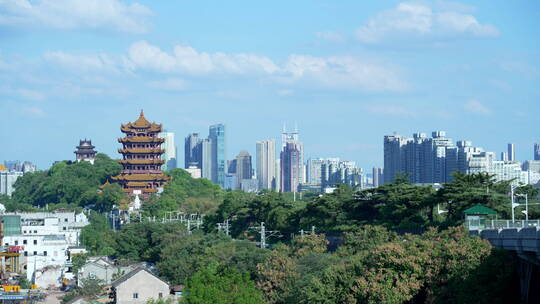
[5,153,536,303]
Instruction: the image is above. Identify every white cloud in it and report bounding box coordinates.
[283,55,406,91]
[356,2,499,44]
[316,31,345,43]
[127,40,280,75]
[0,0,152,33]
[148,78,188,91]
[44,51,125,73]
[464,99,491,115]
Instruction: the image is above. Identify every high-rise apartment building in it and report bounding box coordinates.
[383,134,412,184]
[184,133,202,168]
[201,138,213,180]
[306,158,324,185]
[508,143,516,162]
[159,131,177,171]
[256,139,276,190]
[534,143,540,161]
[209,124,226,187]
[372,167,383,187]
[235,150,252,189]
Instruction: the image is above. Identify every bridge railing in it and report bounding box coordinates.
[465,219,540,231]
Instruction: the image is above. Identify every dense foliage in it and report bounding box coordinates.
[9,153,122,210]
[7,156,532,303]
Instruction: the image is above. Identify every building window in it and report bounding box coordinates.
[64,219,68,222]
[4,243,7,246]
[15,241,18,245]
[33,240,37,245]
[43,251,47,256]
[133,293,138,299]
[23,240,27,245]
[159,293,163,298]
[24,251,28,256]
[34,230,37,233]
[33,251,37,256]
[23,231,26,233]
[63,227,67,231]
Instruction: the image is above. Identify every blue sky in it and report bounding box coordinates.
[0,0,539,170]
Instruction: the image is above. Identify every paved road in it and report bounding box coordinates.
[39,291,64,304]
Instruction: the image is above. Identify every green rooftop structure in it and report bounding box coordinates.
[464,205,497,231]
[464,205,498,216]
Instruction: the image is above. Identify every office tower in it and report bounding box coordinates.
[201,138,213,180]
[235,151,252,189]
[534,143,540,161]
[227,159,237,174]
[0,171,23,196]
[321,158,340,187]
[508,143,515,162]
[307,158,324,185]
[209,124,226,187]
[159,131,177,170]
[372,167,383,187]
[74,139,97,164]
[280,126,303,192]
[275,159,281,192]
[256,139,276,190]
[185,133,202,168]
[383,134,412,184]
[500,152,509,162]
[281,141,304,192]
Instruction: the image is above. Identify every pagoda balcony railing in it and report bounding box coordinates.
[119,159,165,165]
[118,137,165,143]
[117,170,166,175]
[118,148,165,154]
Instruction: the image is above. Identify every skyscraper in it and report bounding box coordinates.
[501,152,509,162]
[372,167,383,187]
[209,124,226,187]
[256,139,276,190]
[159,131,177,170]
[201,138,213,180]
[184,133,202,168]
[306,158,324,185]
[235,150,252,189]
[534,143,540,161]
[383,134,411,184]
[280,127,303,192]
[508,143,516,162]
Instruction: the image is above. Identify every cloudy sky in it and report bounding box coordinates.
[0,0,539,170]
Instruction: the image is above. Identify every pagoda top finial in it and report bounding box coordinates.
[140,109,144,118]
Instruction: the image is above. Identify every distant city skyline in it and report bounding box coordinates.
[0,1,538,170]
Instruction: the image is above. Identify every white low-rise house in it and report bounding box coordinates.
[111,268,170,304]
[78,257,143,286]
[1,211,89,286]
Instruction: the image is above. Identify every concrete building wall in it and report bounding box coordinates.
[115,270,169,304]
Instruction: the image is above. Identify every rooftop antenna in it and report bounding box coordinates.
[282,122,287,133]
[294,121,298,133]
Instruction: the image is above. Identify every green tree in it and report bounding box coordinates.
[184,264,265,304]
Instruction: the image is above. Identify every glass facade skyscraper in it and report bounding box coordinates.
[209,124,226,187]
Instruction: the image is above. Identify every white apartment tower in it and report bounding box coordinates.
[256,139,276,190]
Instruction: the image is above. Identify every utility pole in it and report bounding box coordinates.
[250,222,281,248]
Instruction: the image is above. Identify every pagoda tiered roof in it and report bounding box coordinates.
[118,148,165,154]
[120,110,162,133]
[111,110,171,197]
